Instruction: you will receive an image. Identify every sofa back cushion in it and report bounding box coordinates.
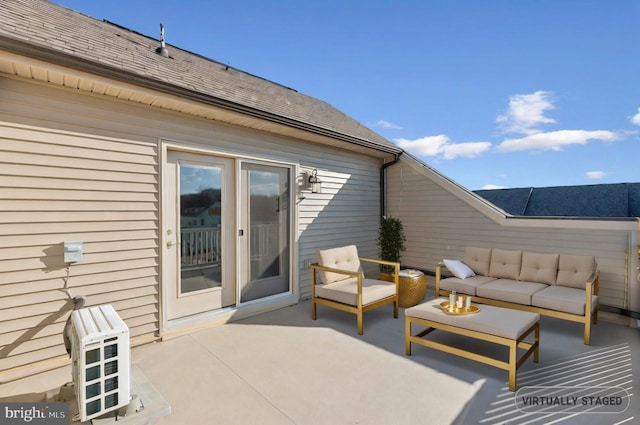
[489,248,522,280]
[463,247,492,276]
[556,254,597,289]
[519,252,559,285]
[316,245,362,284]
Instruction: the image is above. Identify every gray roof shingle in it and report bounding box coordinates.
[475,183,640,218]
[0,0,401,154]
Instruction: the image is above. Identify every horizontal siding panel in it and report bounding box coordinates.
[0,322,65,348]
[0,277,157,309]
[2,333,69,358]
[0,230,159,249]
[0,200,156,212]
[0,313,68,336]
[0,345,67,372]
[0,220,157,236]
[0,211,157,223]
[0,163,158,183]
[1,299,70,322]
[0,263,157,287]
[0,188,158,202]
[0,119,158,157]
[2,175,156,192]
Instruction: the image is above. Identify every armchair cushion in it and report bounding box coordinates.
[315,278,397,306]
[316,245,362,284]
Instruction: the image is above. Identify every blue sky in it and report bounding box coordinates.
[54,0,639,190]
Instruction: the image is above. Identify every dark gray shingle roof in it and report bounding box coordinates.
[475,183,640,218]
[0,0,401,154]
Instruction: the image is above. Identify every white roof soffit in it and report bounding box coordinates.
[0,37,401,158]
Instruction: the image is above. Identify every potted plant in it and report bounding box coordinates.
[377,216,406,277]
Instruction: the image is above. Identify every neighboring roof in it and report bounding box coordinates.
[0,0,401,155]
[475,183,640,218]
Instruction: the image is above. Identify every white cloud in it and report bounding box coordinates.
[394,135,450,156]
[394,135,491,159]
[631,108,640,126]
[497,130,621,152]
[481,184,508,190]
[442,142,492,159]
[586,171,607,179]
[372,120,403,130]
[496,91,556,135]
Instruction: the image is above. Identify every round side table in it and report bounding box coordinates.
[398,269,427,308]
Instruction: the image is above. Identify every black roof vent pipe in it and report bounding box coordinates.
[155,23,169,57]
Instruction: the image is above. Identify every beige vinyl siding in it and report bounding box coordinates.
[297,160,382,297]
[385,156,635,310]
[0,76,385,378]
[0,122,159,379]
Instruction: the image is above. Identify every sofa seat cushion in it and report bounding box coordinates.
[532,286,599,316]
[315,277,396,306]
[519,252,559,285]
[463,247,492,276]
[489,249,522,280]
[439,275,497,296]
[476,279,548,305]
[556,254,597,289]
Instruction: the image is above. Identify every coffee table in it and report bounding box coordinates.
[405,298,540,391]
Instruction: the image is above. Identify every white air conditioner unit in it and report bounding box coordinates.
[70,304,130,422]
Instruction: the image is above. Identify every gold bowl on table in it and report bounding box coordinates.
[440,301,480,315]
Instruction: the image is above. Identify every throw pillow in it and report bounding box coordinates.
[443,259,476,280]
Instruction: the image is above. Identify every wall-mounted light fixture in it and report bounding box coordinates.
[308,169,322,193]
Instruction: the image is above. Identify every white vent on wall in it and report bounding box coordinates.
[71,304,130,422]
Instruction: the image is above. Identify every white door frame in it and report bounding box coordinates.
[158,141,299,337]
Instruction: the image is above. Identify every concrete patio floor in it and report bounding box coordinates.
[2,294,638,425]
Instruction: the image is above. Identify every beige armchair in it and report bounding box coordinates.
[311,245,399,334]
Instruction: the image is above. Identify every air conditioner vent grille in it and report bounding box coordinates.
[71,304,130,422]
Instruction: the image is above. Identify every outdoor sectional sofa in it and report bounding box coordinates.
[435,247,600,345]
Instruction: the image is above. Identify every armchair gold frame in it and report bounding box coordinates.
[311,257,400,335]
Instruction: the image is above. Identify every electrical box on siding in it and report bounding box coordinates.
[63,241,83,263]
[71,304,130,422]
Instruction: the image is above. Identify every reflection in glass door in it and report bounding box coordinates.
[240,163,291,302]
[179,163,223,294]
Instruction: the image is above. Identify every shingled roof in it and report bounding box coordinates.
[0,0,401,155]
[475,183,640,218]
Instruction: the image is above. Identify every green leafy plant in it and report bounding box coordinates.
[377,216,406,273]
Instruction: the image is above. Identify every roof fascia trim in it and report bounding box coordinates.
[0,35,401,156]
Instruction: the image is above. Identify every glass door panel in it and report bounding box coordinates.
[240,163,290,302]
[165,150,235,320]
